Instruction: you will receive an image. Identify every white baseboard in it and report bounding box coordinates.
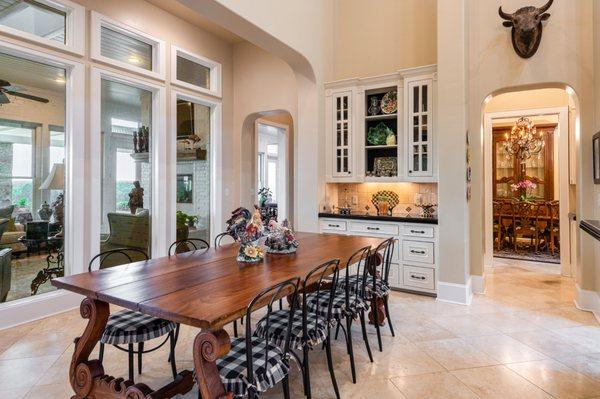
[574,284,600,323]
[437,278,473,305]
[471,274,485,294]
[0,290,83,330]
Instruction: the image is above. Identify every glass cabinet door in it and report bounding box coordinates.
[333,92,352,177]
[407,79,433,177]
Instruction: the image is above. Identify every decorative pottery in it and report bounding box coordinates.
[373,157,397,177]
[38,201,53,221]
[265,219,299,254]
[367,97,381,116]
[386,133,397,146]
[367,123,393,145]
[371,190,400,215]
[380,90,398,114]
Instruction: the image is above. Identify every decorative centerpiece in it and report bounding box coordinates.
[511,179,538,202]
[414,193,437,218]
[372,190,399,216]
[226,207,265,263]
[265,219,299,254]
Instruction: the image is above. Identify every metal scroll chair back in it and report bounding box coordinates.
[345,246,372,309]
[214,231,236,248]
[302,259,340,338]
[369,237,394,287]
[88,248,149,271]
[245,277,300,397]
[168,238,210,256]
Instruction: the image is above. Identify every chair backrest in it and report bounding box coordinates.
[214,231,236,248]
[343,246,371,307]
[369,237,395,285]
[302,259,340,335]
[0,247,12,302]
[168,238,210,256]
[245,277,300,393]
[105,212,149,250]
[88,248,149,271]
[547,200,559,222]
[514,201,535,227]
[25,221,49,240]
[0,218,8,242]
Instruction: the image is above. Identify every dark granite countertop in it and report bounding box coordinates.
[318,212,438,225]
[580,219,600,241]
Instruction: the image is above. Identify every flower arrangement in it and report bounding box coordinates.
[510,179,538,202]
[265,219,299,254]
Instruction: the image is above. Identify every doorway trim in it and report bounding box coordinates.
[255,118,290,221]
[483,106,570,276]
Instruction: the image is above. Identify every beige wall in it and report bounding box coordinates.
[465,0,596,294]
[332,0,437,80]
[485,89,569,114]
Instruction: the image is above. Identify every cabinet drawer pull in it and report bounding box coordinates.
[366,226,380,231]
[410,249,426,255]
[410,274,427,280]
[328,224,340,228]
[410,229,426,234]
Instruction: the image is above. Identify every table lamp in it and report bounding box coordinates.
[40,163,65,237]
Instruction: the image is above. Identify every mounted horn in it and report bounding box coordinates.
[498,6,512,20]
[537,0,553,14]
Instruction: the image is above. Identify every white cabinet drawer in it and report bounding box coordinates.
[402,240,434,264]
[349,221,399,236]
[403,265,435,290]
[402,224,435,239]
[320,219,347,232]
[387,263,400,288]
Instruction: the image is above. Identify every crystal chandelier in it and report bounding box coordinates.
[503,117,544,162]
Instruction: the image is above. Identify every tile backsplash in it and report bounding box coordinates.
[323,182,438,217]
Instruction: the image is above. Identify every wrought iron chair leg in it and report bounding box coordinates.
[345,316,357,383]
[334,320,341,340]
[128,343,134,382]
[325,334,340,399]
[303,345,312,398]
[360,310,373,362]
[383,296,395,337]
[233,320,238,338]
[372,298,383,352]
[169,330,178,379]
[138,342,144,375]
[98,342,104,363]
[282,375,291,399]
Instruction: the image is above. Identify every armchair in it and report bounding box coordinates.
[0,246,12,303]
[100,211,150,267]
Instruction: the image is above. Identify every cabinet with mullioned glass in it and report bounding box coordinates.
[325,88,357,182]
[405,77,434,178]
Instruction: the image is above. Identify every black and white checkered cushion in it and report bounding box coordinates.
[217,336,290,397]
[305,290,369,320]
[254,309,332,350]
[100,309,177,345]
[338,275,391,299]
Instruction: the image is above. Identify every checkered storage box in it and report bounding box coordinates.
[100,309,177,345]
[254,309,332,350]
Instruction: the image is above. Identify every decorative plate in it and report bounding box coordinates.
[380,90,398,114]
[367,122,393,145]
[371,190,400,211]
[373,157,398,177]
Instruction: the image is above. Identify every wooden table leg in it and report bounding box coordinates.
[193,329,234,399]
[69,297,194,399]
[368,297,386,326]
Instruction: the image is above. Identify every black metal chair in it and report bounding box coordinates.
[211,277,300,399]
[255,259,341,399]
[168,238,210,256]
[339,238,394,352]
[305,246,373,383]
[214,231,236,248]
[89,248,178,383]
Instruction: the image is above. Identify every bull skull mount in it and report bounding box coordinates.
[499,0,553,59]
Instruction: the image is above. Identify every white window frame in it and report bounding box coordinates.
[0,0,85,56]
[170,45,222,98]
[91,11,166,81]
[169,90,222,246]
[0,39,85,328]
[90,67,167,261]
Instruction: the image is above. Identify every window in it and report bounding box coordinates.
[92,11,165,79]
[171,46,221,97]
[257,152,265,189]
[0,0,84,54]
[0,124,34,209]
[267,159,277,201]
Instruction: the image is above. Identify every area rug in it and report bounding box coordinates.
[493,248,560,264]
[5,255,57,302]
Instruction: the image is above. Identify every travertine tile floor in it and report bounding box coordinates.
[2,258,600,398]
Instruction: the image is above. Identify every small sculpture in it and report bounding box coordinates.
[265,219,299,254]
[225,207,265,263]
[499,0,552,59]
[128,181,144,214]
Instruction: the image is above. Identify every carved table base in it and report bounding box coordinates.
[69,298,194,399]
[193,329,234,399]
[368,297,386,326]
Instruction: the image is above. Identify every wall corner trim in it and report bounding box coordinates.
[437,278,473,305]
[0,290,82,331]
[471,274,486,294]
[574,284,600,323]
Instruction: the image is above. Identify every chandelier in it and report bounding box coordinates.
[503,117,544,162]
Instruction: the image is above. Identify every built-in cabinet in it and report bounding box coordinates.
[319,217,438,295]
[325,65,437,183]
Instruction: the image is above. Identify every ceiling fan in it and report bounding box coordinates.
[0,79,49,105]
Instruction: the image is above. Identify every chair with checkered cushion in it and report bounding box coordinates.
[305,245,373,384]
[255,259,341,399]
[211,277,300,398]
[89,248,178,383]
[338,237,395,352]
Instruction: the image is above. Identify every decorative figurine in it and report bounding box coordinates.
[265,219,299,254]
[133,131,139,153]
[128,181,144,214]
[225,207,265,263]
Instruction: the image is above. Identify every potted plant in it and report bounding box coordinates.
[187,215,198,228]
[176,210,190,241]
[510,179,538,202]
[258,187,272,207]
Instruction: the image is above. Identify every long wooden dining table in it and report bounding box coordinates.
[51,232,385,399]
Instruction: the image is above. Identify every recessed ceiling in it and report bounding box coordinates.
[0,51,65,94]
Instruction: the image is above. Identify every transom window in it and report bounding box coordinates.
[171,46,221,97]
